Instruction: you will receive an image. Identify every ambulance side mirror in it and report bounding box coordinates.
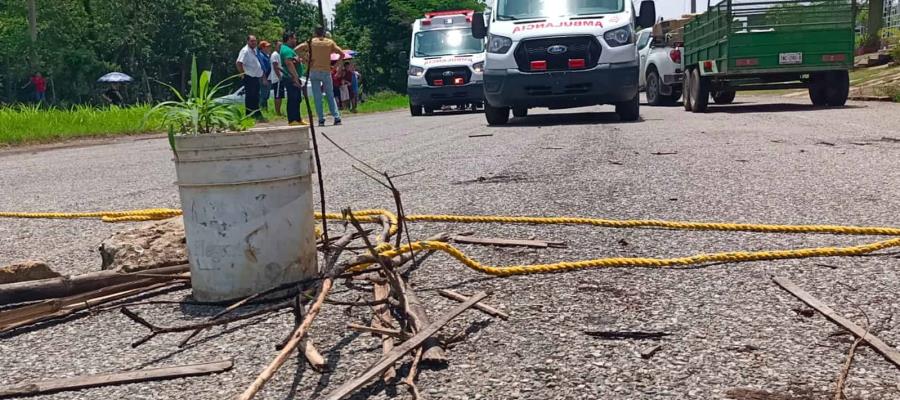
[637,1,657,29]
[472,12,487,39]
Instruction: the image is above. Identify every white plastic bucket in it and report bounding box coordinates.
[174,126,318,301]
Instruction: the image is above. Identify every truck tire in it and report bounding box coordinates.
[513,107,528,118]
[616,94,641,122]
[683,71,694,111]
[410,104,423,116]
[712,90,736,104]
[485,103,510,126]
[690,69,710,113]
[808,73,828,106]
[646,70,665,106]
[825,70,850,107]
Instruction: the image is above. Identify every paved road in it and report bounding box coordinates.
[2,96,899,399]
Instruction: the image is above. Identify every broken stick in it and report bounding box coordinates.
[0,360,232,399]
[451,235,566,249]
[372,280,397,382]
[438,289,509,321]
[323,291,490,400]
[772,276,900,368]
[347,323,405,339]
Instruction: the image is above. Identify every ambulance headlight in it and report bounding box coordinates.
[408,66,425,77]
[603,26,633,47]
[487,35,513,54]
[472,62,484,73]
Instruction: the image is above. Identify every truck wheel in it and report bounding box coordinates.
[683,71,694,111]
[484,103,510,126]
[712,90,736,104]
[410,104,423,117]
[513,107,528,118]
[690,69,710,113]
[808,73,828,106]
[616,94,640,122]
[646,70,664,106]
[825,70,850,107]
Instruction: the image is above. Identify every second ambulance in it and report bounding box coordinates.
[407,10,486,116]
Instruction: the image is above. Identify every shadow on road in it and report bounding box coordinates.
[701,102,865,114]
[492,111,638,127]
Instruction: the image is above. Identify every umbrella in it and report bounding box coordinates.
[331,50,357,61]
[97,72,133,83]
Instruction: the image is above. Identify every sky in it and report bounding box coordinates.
[319,1,708,22]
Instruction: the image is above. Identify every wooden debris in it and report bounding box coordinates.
[322,291,490,400]
[438,289,509,321]
[640,345,662,359]
[772,276,900,368]
[0,360,232,399]
[1,279,184,334]
[347,323,405,339]
[584,330,671,340]
[468,134,493,138]
[372,280,397,382]
[451,235,566,249]
[402,279,447,365]
[0,264,190,305]
[651,151,678,156]
[236,231,357,400]
[833,336,864,400]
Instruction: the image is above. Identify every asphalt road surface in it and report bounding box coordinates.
[1,96,899,399]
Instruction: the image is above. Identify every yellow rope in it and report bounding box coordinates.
[2,208,899,276]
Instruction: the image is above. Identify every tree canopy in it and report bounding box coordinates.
[0,0,481,105]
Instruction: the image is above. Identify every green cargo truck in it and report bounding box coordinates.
[682,0,855,112]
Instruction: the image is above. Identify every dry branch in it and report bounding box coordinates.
[235,230,357,400]
[773,276,900,368]
[347,323,405,339]
[451,235,566,249]
[323,291,490,400]
[438,289,509,321]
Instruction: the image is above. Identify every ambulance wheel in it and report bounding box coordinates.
[615,93,641,122]
[513,107,528,118]
[485,103,510,126]
[410,104,423,117]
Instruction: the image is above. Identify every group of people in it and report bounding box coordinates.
[236,27,361,127]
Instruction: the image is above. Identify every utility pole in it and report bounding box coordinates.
[317,0,326,28]
[27,0,39,69]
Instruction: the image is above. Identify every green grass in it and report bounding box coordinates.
[0,92,409,146]
[0,104,163,146]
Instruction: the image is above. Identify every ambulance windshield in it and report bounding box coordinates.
[414,29,484,57]
[497,0,624,20]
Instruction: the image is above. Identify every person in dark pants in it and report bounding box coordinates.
[236,35,264,120]
[281,32,307,126]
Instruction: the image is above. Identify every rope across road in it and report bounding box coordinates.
[2,208,899,276]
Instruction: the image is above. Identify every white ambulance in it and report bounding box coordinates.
[406,10,486,116]
[471,0,656,125]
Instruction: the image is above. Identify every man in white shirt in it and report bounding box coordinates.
[236,35,263,119]
[269,40,284,116]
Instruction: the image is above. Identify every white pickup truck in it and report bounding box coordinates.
[637,27,684,106]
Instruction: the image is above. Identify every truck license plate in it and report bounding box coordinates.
[779,52,803,65]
